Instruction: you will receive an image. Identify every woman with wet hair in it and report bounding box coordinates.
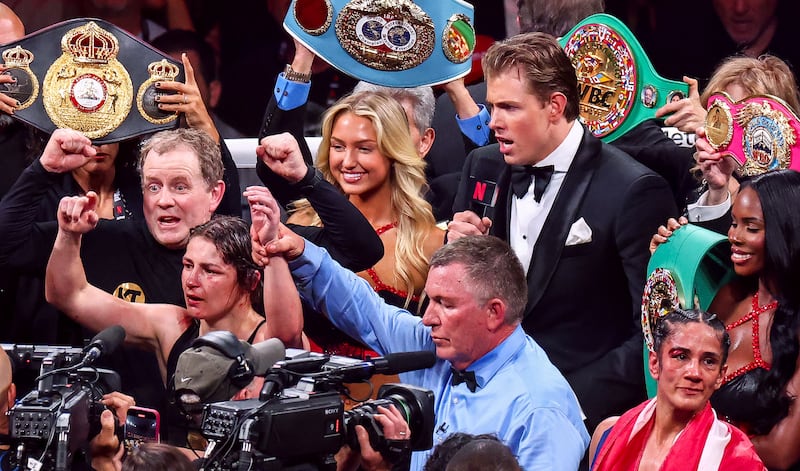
[651,170,800,468]
[590,308,764,470]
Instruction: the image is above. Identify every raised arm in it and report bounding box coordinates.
[258,133,383,271]
[0,129,97,269]
[45,192,175,354]
[245,185,305,349]
[156,53,220,143]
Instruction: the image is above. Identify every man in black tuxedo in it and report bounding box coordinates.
[447,33,677,431]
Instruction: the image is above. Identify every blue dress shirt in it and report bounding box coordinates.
[290,241,590,471]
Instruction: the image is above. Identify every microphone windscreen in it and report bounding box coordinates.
[468,154,506,217]
[90,325,126,356]
[247,338,286,376]
[381,351,436,375]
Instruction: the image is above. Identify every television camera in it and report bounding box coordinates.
[3,326,126,471]
[196,349,437,471]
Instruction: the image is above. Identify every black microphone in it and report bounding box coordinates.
[82,325,125,366]
[259,354,331,400]
[248,337,287,376]
[468,154,507,219]
[326,351,436,383]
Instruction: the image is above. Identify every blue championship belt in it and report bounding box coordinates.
[641,225,736,397]
[284,0,475,87]
[0,18,183,143]
[558,14,687,142]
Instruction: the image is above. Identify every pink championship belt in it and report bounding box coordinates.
[704,92,800,176]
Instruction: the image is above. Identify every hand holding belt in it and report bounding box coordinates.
[510,165,554,201]
[704,92,800,176]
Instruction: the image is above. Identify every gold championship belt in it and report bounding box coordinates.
[559,14,688,142]
[704,92,800,177]
[0,18,183,143]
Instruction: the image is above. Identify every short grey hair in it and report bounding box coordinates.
[517,0,604,36]
[430,236,527,324]
[138,128,223,188]
[353,81,435,134]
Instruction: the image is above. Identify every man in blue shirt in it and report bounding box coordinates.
[265,230,589,470]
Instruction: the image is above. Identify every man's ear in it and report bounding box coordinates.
[648,350,660,381]
[418,127,435,158]
[208,180,225,214]
[548,92,567,122]
[5,383,16,413]
[485,298,507,332]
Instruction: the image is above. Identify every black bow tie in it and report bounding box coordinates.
[510,165,555,202]
[450,367,478,392]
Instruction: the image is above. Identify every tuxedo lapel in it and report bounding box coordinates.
[524,129,602,312]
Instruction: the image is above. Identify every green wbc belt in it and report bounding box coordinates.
[559,14,688,142]
[641,225,735,397]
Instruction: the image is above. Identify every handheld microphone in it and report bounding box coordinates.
[325,351,436,383]
[82,325,125,367]
[468,154,506,219]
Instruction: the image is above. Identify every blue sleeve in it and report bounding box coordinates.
[274,73,311,111]
[514,407,589,471]
[290,241,433,355]
[456,104,491,146]
[591,427,612,469]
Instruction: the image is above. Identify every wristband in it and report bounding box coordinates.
[283,64,312,83]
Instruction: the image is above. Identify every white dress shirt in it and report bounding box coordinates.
[510,120,583,274]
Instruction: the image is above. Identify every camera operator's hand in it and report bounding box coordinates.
[337,405,411,471]
[101,391,136,424]
[90,409,123,471]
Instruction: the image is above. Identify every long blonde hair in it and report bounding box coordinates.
[296,92,436,307]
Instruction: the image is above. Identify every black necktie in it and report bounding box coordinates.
[450,367,478,392]
[510,165,555,202]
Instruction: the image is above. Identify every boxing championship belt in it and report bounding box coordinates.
[559,14,687,142]
[704,92,800,177]
[284,0,475,87]
[641,225,735,397]
[0,18,184,144]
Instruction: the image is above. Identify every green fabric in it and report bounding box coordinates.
[559,13,689,142]
[643,225,736,397]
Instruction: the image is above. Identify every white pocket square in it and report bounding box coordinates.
[565,217,592,246]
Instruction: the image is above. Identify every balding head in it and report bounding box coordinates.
[0,3,24,45]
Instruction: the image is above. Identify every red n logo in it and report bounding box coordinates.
[472,181,487,201]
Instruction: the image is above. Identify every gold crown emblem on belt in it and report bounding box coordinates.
[147,59,180,80]
[62,21,119,64]
[43,20,132,138]
[2,46,34,67]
